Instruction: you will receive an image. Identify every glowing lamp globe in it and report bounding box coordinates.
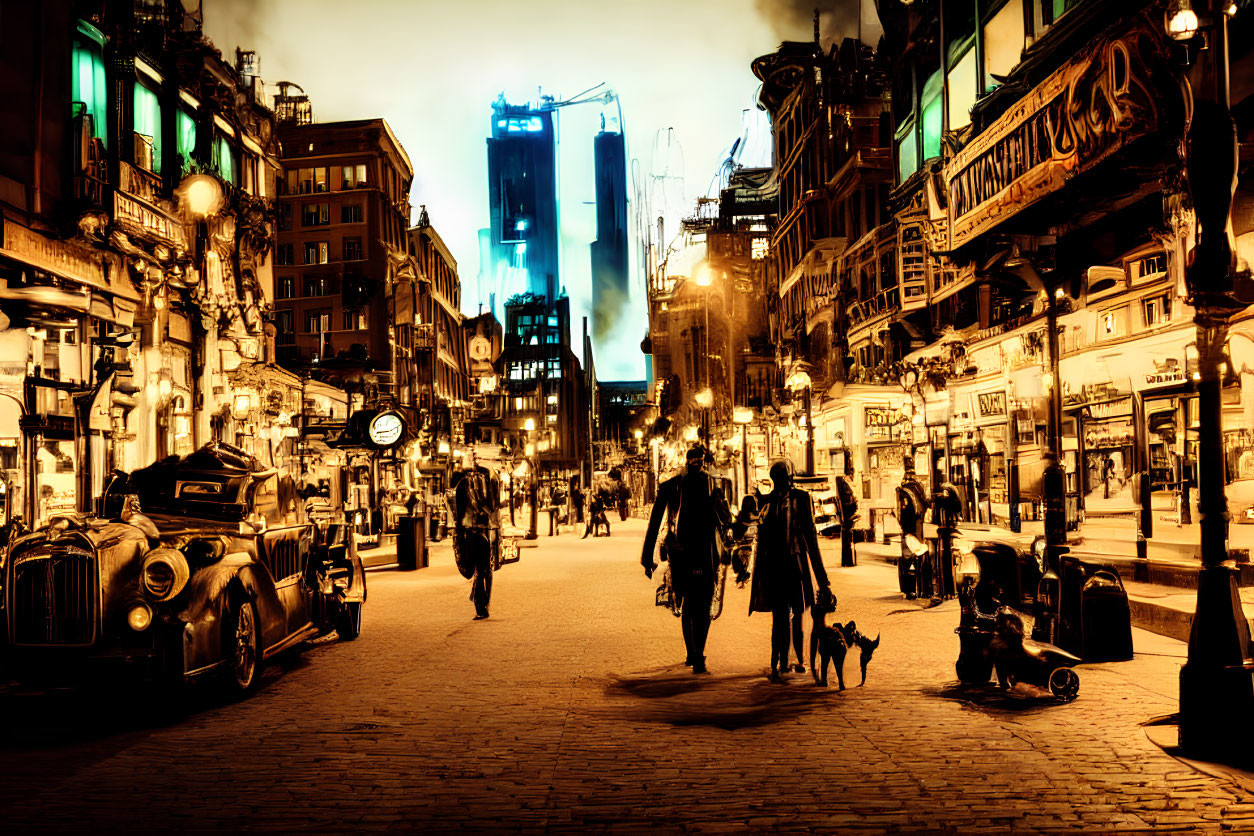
[181,174,224,218]
[1164,0,1199,39]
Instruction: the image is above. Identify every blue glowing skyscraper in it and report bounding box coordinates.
[486,97,559,316]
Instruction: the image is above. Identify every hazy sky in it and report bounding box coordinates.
[204,0,879,378]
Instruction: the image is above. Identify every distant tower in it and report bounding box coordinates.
[486,97,559,319]
[590,127,628,345]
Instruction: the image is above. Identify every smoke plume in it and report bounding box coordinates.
[754,0,879,49]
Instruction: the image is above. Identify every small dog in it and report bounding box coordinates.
[810,589,856,689]
[851,627,880,686]
[812,619,857,689]
[809,587,880,689]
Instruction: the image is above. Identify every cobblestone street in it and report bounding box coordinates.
[1,520,1253,832]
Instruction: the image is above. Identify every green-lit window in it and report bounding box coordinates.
[177,111,197,175]
[921,71,944,161]
[133,82,162,174]
[72,21,108,147]
[214,136,236,185]
[947,43,978,131]
[896,118,919,183]
[1044,0,1077,25]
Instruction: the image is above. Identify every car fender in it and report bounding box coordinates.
[178,555,285,674]
[343,546,367,604]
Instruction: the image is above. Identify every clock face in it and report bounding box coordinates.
[368,411,405,447]
[469,336,490,361]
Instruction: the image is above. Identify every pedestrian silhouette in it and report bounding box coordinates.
[750,459,831,681]
[642,445,733,674]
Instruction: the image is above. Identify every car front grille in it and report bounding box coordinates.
[10,547,97,645]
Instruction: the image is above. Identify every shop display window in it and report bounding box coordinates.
[1225,428,1254,485]
[36,441,77,524]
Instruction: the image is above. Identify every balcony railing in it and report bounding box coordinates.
[119,160,161,203]
[848,285,900,330]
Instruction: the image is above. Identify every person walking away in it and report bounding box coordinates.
[642,445,733,674]
[454,466,498,620]
[571,479,585,525]
[750,460,832,681]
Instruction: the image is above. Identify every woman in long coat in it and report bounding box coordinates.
[750,459,832,681]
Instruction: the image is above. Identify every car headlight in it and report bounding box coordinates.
[127,603,153,632]
[141,548,190,601]
[951,537,979,583]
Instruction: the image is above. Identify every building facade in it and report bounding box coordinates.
[0,0,309,528]
[499,294,589,485]
[828,0,1254,550]
[409,208,471,495]
[273,112,420,540]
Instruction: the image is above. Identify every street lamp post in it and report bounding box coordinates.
[179,173,224,452]
[786,370,814,476]
[695,265,713,442]
[733,406,754,504]
[1173,0,1254,759]
[693,386,713,446]
[524,417,538,540]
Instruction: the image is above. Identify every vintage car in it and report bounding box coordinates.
[2,442,366,694]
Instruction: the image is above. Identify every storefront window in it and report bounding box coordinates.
[37,441,78,524]
[984,426,1008,506]
[1082,408,1135,510]
[1225,429,1254,483]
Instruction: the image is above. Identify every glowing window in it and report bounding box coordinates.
[133,82,162,173]
[921,71,943,161]
[947,45,977,132]
[983,0,1024,93]
[176,110,197,174]
[896,118,918,183]
[72,22,108,148]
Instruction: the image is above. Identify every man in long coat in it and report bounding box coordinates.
[454,464,500,620]
[642,445,733,674]
[750,459,832,679]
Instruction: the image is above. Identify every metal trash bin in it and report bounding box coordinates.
[1059,557,1133,661]
[397,516,421,572]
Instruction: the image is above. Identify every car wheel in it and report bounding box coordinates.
[1048,667,1080,701]
[224,600,262,695]
[336,601,362,641]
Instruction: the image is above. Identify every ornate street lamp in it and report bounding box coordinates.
[1171,0,1254,760]
[786,369,814,476]
[733,406,754,502]
[693,386,713,444]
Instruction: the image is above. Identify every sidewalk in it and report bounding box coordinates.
[854,537,1254,644]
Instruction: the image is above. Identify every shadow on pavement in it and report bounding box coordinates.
[603,668,843,731]
[924,681,1071,714]
[0,643,320,749]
